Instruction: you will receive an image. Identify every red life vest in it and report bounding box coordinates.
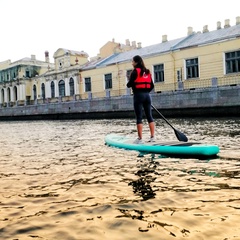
[134,68,152,89]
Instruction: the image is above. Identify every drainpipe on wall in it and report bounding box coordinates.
[169,48,177,91]
[116,62,120,96]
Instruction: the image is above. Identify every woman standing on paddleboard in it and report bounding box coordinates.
[127,55,155,144]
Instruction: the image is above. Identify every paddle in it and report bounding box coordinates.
[151,104,188,142]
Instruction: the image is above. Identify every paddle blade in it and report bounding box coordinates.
[174,129,188,142]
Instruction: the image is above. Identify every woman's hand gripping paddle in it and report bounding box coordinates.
[151,105,188,142]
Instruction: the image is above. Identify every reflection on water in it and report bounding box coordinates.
[0,117,240,240]
[129,157,158,201]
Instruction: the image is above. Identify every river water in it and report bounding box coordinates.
[0,117,240,240]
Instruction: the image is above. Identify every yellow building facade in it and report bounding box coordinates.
[0,17,240,107]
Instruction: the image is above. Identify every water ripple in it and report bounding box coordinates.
[0,118,240,239]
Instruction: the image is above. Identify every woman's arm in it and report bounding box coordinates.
[127,69,137,88]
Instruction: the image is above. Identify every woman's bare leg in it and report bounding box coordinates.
[149,122,155,138]
[137,123,143,139]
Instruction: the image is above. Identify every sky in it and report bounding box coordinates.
[0,0,240,63]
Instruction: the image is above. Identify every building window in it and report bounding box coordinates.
[225,50,240,74]
[1,89,4,103]
[85,77,91,92]
[33,85,37,100]
[58,60,63,70]
[41,83,45,99]
[7,88,11,102]
[186,58,199,79]
[58,80,65,97]
[69,78,75,96]
[153,64,164,82]
[104,73,112,89]
[51,81,55,98]
[26,70,30,78]
[13,86,17,101]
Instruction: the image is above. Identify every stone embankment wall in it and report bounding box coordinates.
[0,85,239,120]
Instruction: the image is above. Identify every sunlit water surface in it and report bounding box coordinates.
[0,118,240,240]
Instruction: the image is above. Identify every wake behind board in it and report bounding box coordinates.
[105,134,220,158]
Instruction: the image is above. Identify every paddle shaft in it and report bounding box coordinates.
[151,104,188,142]
[151,104,175,130]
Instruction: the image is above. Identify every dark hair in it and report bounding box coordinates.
[133,55,150,76]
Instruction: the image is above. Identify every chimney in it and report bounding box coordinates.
[31,55,36,61]
[162,35,168,43]
[137,42,142,48]
[236,16,240,25]
[217,21,221,30]
[187,27,193,35]
[45,51,49,63]
[202,25,209,33]
[224,19,230,28]
[132,41,136,48]
[112,38,115,42]
[125,39,130,46]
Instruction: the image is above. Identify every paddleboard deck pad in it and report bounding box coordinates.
[105,134,220,158]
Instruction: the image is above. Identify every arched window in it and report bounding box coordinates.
[13,86,17,101]
[33,85,37,100]
[58,80,65,97]
[41,83,45,99]
[7,87,11,102]
[1,89,4,103]
[51,81,55,98]
[69,77,74,96]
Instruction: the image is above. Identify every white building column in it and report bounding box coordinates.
[10,87,14,102]
[45,81,51,98]
[65,78,70,96]
[75,75,80,95]
[19,84,26,100]
[55,80,59,97]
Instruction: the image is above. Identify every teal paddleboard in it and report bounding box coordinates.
[105,134,220,158]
